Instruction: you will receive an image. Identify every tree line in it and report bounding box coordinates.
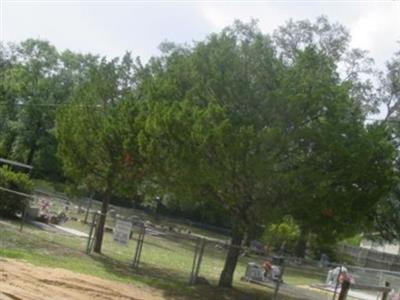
[1,16,400,287]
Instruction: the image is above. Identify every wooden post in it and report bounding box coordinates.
[381,281,390,300]
[338,280,351,300]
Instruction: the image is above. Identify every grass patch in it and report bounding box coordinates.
[0,218,324,299]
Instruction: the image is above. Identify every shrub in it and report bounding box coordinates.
[0,166,33,217]
[262,216,300,253]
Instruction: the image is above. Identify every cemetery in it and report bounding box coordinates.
[1,6,400,300]
[0,155,399,299]
[1,187,400,299]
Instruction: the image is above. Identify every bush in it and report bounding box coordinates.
[262,216,300,253]
[0,166,33,217]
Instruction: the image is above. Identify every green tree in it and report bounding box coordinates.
[138,21,396,287]
[56,54,142,253]
[275,48,396,257]
[262,216,300,253]
[8,40,60,169]
[379,46,400,121]
[273,16,379,115]
[139,21,287,287]
[0,43,19,158]
[372,46,400,242]
[0,40,98,181]
[373,187,400,242]
[0,166,33,217]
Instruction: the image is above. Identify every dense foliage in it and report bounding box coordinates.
[1,17,399,288]
[135,22,396,285]
[0,166,33,217]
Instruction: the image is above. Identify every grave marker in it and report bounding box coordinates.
[113,219,132,244]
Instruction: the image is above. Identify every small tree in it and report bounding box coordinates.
[0,166,33,217]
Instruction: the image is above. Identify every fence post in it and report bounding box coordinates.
[189,238,201,285]
[19,201,27,232]
[332,265,343,300]
[84,196,93,224]
[86,212,97,254]
[137,225,145,265]
[132,224,145,269]
[189,238,206,285]
[272,261,285,300]
[338,280,351,300]
[381,281,390,300]
[194,239,206,282]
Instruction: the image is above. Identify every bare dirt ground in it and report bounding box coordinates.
[0,259,165,300]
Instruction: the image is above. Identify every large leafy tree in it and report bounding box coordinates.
[0,40,98,180]
[138,21,396,287]
[374,186,400,242]
[372,46,400,242]
[273,16,379,115]
[0,43,20,159]
[275,48,396,257]
[380,46,400,121]
[6,40,60,170]
[138,21,286,287]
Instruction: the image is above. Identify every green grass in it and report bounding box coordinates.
[0,218,326,299]
[62,219,325,286]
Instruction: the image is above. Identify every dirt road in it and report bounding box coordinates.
[0,259,164,300]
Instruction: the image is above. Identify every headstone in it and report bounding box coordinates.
[113,220,132,244]
[250,240,265,255]
[245,262,264,281]
[26,207,40,219]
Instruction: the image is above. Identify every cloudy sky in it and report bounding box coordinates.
[1,0,400,69]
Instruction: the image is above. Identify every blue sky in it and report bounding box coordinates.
[1,1,400,69]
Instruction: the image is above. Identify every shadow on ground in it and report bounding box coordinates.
[89,253,283,300]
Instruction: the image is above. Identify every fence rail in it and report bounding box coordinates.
[339,244,400,272]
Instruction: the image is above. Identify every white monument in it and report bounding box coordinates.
[113,220,132,244]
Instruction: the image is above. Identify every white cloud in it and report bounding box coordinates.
[200,3,292,32]
[199,2,400,69]
[2,1,399,67]
[350,3,400,66]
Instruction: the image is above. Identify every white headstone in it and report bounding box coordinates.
[245,262,264,281]
[113,220,132,244]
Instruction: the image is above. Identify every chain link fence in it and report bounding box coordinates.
[11,191,400,300]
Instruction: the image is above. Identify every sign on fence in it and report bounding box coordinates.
[113,220,132,244]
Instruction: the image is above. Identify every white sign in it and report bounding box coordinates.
[113,220,132,244]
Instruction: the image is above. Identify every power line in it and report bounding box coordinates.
[0,102,102,108]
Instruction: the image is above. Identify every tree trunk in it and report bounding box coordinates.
[3,132,16,158]
[26,143,37,166]
[26,122,41,166]
[93,189,110,253]
[295,228,308,258]
[218,227,244,287]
